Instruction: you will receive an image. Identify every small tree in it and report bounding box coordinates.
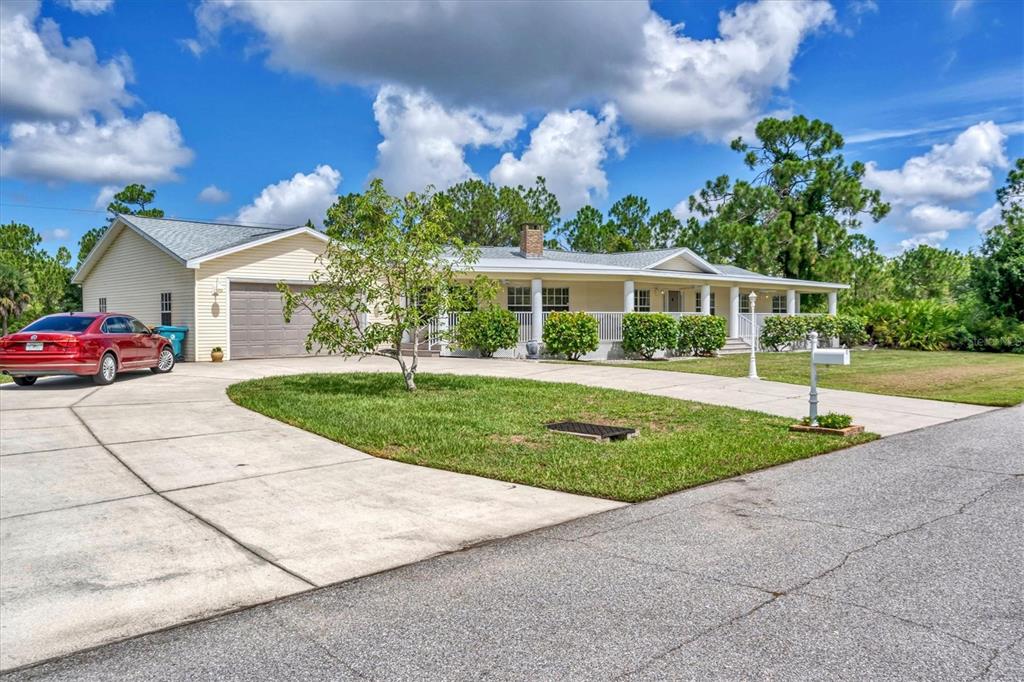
[280,179,485,391]
[0,262,32,336]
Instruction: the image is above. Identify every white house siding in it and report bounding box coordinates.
[80,226,195,359]
[193,233,325,361]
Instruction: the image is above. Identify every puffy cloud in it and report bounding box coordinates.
[864,121,1009,204]
[194,0,647,111]
[906,203,973,231]
[177,38,203,57]
[93,184,117,208]
[0,1,132,120]
[198,184,230,203]
[371,85,523,195]
[615,1,834,138]
[490,106,625,215]
[60,0,114,14]
[899,231,949,251]
[43,227,71,241]
[194,0,832,138]
[236,165,341,227]
[975,202,1003,233]
[0,113,194,184]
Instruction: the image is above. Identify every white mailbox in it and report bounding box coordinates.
[811,348,849,366]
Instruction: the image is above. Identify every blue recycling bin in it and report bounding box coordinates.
[154,325,188,360]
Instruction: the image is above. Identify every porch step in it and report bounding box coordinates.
[718,337,752,356]
[399,342,441,357]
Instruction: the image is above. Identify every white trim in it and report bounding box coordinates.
[193,269,199,362]
[186,227,328,268]
[643,248,721,274]
[72,217,187,283]
[225,278,232,362]
[467,264,849,290]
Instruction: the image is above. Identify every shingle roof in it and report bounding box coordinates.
[475,246,693,269]
[120,215,294,262]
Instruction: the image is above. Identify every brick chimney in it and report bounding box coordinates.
[519,223,543,258]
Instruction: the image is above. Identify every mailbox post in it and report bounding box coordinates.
[807,330,851,425]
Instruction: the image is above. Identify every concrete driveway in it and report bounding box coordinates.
[0,355,996,670]
[6,399,1022,680]
[0,363,622,670]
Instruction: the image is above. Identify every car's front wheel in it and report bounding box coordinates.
[12,376,37,387]
[151,347,175,374]
[93,353,117,385]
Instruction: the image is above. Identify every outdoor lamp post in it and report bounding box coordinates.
[808,330,819,425]
[747,291,759,380]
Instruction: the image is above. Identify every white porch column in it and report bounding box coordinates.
[624,280,635,313]
[794,294,801,314]
[700,284,711,315]
[531,278,543,342]
[729,286,739,337]
[827,291,838,315]
[786,289,796,316]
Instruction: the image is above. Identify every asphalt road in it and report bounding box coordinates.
[6,404,1022,681]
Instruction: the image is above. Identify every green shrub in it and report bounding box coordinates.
[951,312,1024,354]
[453,307,519,357]
[802,412,853,429]
[543,311,599,360]
[862,300,962,351]
[760,314,867,350]
[622,313,677,359]
[678,315,727,356]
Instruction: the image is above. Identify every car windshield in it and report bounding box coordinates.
[21,316,98,333]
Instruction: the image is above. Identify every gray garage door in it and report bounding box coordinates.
[229,282,315,359]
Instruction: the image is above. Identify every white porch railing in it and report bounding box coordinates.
[515,311,532,343]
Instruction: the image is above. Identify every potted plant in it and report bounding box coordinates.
[210,346,224,363]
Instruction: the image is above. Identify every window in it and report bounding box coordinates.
[633,289,651,312]
[542,287,569,312]
[739,295,750,314]
[129,318,150,334]
[102,317,132,334]
[98,297,107,312]
[160,292,172,326]
[506,286,531,312]
[694,291,716,315]
[23,315,97,333]
[771,295,787,314]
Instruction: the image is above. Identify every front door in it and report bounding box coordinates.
[667,290,682,312]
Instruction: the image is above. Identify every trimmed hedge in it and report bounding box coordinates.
[622,313,678,359]
[760,314,867,351]
[543,311,599,360]
[453,307,519,357]
[678,315,727,356]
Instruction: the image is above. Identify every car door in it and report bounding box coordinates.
[128,317,159,365]
[103,316,138,363]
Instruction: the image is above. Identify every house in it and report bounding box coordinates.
[74,217,847,361]
[73,215,328,362]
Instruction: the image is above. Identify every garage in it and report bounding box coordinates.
[229,282,316,359]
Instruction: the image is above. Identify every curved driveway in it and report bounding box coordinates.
[0,355,994,670]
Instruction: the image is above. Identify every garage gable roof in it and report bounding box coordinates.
[73,215,328,283]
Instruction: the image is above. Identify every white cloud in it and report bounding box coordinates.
[490,105,624,215]
[371,85,523,195]
[899,231,949,251]
[60,0,114,15]
[0,1,132,120]
[975,202,1002,233]
[906,203,973,231]
[93,184,117,208]
[0,114,194,184]
[614,1,834,138]
[198,184,230,203]
[177,38,203,57]
[951,0,973,15]
[864,121,1009,204]
[194,0,648,111]
[236,165,341,227]
[42,227,71,241]
[194,0,833,138]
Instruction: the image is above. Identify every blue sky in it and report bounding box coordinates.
[1,0,1021,259]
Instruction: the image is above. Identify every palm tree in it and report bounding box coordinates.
[0,262,32,336]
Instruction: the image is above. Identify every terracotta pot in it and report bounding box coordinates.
[211,350,224,363]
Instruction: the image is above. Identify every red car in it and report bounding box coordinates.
[0,313,176,387]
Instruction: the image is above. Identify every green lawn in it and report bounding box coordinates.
[228,372,876,502]
[612,350,1024,407]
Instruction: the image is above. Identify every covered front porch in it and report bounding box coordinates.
[439,276,839,359]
